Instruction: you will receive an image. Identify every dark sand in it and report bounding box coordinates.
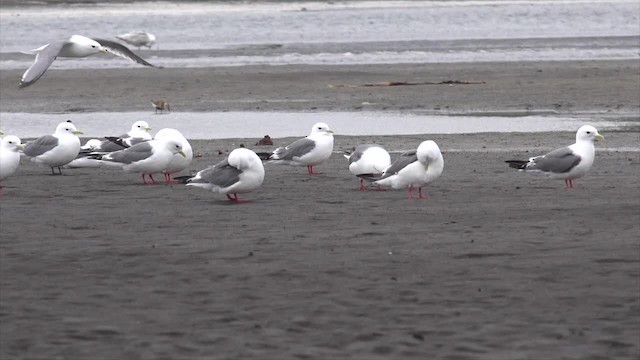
[1,60,639,359]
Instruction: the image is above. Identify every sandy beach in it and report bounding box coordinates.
[1,55,639,360]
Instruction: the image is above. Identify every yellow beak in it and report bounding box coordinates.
[73,130,84,135]
[18,144,25,151]
[178,151,186,157]
[595,134,604,141]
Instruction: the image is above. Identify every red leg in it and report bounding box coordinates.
[418,187,432,200]
[359,178,367,191]
[307,165,321,175]
[565,179,574,189]
[407,186,414,199]
[227,193,251,204]
[163,173,180,184]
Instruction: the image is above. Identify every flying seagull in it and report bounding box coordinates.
[19,34,158,88]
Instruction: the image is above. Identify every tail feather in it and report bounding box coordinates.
[505,160,528,170]
[104,136,130,148]
[357,173,383,181]
[172,175,194,184]
[255,152,272,161]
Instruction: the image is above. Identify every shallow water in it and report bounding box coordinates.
[0,0,638,68]
[1,111,637,139]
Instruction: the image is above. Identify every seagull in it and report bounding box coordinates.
[186,148,265,203]
[0,135,24,192]
[116,31,157,50]
[373,140,444,199]
[96,138,186,185]
[154,128,193,184]
[23,121,83,175]
[344,144,391,191]
[505,125,604,188]
[67,121,153,168]
[19,34,158,88]
[151,99,171,114]
[263,122,334,175]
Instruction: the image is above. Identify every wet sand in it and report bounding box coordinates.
[1,60,639,114]
[1,59,640,359]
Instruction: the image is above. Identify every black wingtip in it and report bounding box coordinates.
[255,152,272,161]
[104,136,130,148]
[505,160,527,169]
[172,175,193,184]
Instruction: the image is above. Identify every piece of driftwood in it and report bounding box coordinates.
[329,80,485,88]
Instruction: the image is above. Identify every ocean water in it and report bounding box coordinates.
[0,0,638,68]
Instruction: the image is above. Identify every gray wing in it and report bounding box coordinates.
[103,142,154,164]
[190,159,242,188]
[348,144,378,165]
[92,38,157,67]
[23,135,59,157]
[377,150,418,180]
[528,147,581,173]
[270,138,316,161]
[19,41,66,88]
[94,139,126,152]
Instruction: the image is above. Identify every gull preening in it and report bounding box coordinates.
[23,121,83,175]
[186,148,265,203]
[0,135,24,192]
[95,139,186,185]
[373,140,444,199]
[19,34,158,88]
[116,31,157,50]
[263,122,334,175]
[506,125,604,188]
[344,144,391,191]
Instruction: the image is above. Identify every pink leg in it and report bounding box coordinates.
[407,186,414,199]
[417,187,432,200]
[359,178,367,191]
[565,179,574,189]
[307,165,321,175]
[163,173,180,184]
[142,173,157,185]
[226,193,251,204]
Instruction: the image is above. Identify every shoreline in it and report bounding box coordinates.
[2,60,639,114]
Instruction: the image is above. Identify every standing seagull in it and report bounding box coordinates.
[23,121,83,175]
[344,144,391,191]
[265,122,334,175]
[67,120,153,168]
[0,135,24,192]
[116,31,157,50]
[19,34,158,88]
[505,125,604,188]
[154,128,193,184]
[373,140,444,199]
[186,148,265,203]
[96,139,186,185]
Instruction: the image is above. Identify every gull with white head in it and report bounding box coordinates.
[23,121,83,175]
[506,125,604,188]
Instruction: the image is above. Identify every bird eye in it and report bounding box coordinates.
[586,131,591,134]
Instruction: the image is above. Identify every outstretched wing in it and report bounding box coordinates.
[20,41,66,88]
[93,38,158,67]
